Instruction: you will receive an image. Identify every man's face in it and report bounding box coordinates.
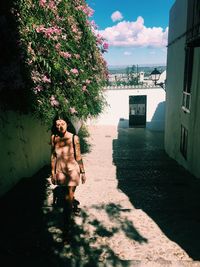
[56,119,67,134]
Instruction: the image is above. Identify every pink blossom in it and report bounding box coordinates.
[59,51,72,59]
[42,75,51,83]
[45,27,62,37]
[82,85,87,92]
[39,0,58,11]
[103,42,109,50]
[31,70,42,83]
[76,5,94,17]
[69,107,78,114]
[50,95,59,107]
[51,35,58,41]
[85,20,90,26]
[70,68,79,75]
[39,0,46,8]
[55,43,61,50]
[85,79,91,84]
[90,20,98,29]
[74,54,80,59]
[36,25,45,33]
[48,0,57,10]
[28,60,33,65]
[36,26,62,38]
[33,85,43,94]
[96,34,105,45]
[71,25,78,33]
[56,15,61,21]
[87,6,94,17]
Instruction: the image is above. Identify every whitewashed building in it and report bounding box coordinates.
[165,0,200,178]
[88,85,166,131]
[108,73,128,83]
[157,70,166,85]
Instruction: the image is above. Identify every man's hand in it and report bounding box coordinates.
[81,173,86,184]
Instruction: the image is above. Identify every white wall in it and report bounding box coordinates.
[165,37,186,164]
[88,86,166,131]
[0,111,50,196]
[165,0,200,178]
[189,48,200,178]
[158,71,166,84]
[165,0,188,164]
[167,0,188,45]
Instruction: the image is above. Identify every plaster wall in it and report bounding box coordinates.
[165,37,186,164]
[88,87,166,131]
[188,48,200,177]
[168,0,188,44]
[0,111,50,196]
[165,0,187,162]
[165,0,200,178]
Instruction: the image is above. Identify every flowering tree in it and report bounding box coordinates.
[13,0,108,125]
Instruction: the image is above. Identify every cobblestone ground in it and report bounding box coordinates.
[0,126,200,267]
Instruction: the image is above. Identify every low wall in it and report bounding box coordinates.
[0,111,50,196]
[88,86,166,131]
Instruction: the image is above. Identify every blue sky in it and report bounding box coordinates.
[87,0,175,67]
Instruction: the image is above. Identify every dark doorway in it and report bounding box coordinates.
[129,95,147,127]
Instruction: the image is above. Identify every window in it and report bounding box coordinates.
[129,104,146,115]
[182,47,194,112]
[183,0,200,112]
[180,125,188,159]
[182,91,191,111]
[186,0,200,46]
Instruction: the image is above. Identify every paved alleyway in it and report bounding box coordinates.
[1,126,200,266]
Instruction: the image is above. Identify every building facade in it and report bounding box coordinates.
[88,85,166,131]
[165,0,200,177]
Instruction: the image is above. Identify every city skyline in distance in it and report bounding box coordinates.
[108,63,166,69]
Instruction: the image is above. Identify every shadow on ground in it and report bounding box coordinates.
[0,166,146,266]
[0,166,63,266]
[113,127,200,260]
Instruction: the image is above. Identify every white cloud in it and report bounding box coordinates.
[100,16,168,48]
[124,51,132,56]
[111,11,123,22]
